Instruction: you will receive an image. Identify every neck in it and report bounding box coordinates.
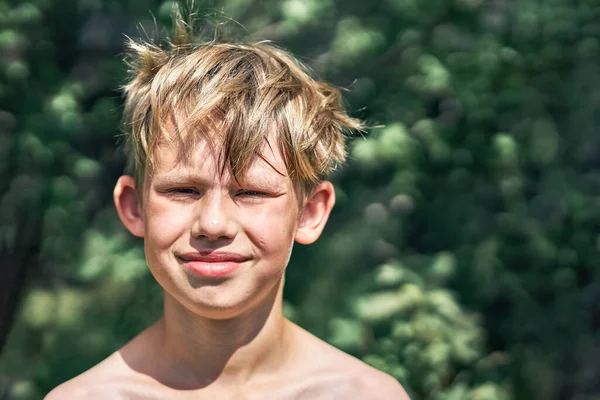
[156,278,293,388]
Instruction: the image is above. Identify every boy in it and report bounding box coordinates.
[46,16,409,400]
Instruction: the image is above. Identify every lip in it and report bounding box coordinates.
[177,252,250,278]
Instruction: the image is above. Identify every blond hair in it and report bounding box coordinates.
[121,17,364,195]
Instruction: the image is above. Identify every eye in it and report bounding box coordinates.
[168,188,199,195]
[236,190,268,197]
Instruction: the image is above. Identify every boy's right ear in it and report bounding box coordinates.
[114,175,144,237]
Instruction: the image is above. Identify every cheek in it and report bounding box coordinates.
[244,203,298,259]
[143,198,190,250]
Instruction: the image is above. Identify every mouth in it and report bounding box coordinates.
[177,251,251,278]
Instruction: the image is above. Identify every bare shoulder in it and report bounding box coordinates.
[44,325,162,400]
[292,324,410,399]
[327,350,410,400]
[352,366,411,400]
[44,352,129,400]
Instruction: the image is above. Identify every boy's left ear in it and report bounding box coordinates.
[295,181,336,245]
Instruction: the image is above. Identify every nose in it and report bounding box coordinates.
[191,191,237,241]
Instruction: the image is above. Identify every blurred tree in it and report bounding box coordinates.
[1,0,599,399]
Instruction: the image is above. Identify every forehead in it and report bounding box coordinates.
[150,131,290,185]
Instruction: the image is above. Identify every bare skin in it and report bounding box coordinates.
[46,292,408,399]
[45,275,408,399]
[45,132,409,400]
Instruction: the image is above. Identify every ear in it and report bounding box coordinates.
[295,181,336,245]
[114,175,144,238]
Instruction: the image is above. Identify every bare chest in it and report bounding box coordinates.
[114,373,361,400]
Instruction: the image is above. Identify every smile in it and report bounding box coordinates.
[177,252,251,278]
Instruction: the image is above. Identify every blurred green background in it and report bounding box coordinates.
[1,0,599,399]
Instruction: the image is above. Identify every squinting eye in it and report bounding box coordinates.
[170,188,199,195]
[237,190,267,197]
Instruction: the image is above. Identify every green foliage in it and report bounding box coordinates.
[1,0,599,399]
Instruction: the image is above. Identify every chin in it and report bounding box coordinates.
[192,291,248,313]
[168,283,269,320]
[154,263,283,320]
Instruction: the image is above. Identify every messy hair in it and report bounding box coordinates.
[121,14,364,195]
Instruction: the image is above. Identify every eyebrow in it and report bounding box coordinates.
[151,173,207,186]
[237,175,285,191]
[152,172,286,191]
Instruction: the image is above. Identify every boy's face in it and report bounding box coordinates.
[114,130,335,319]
